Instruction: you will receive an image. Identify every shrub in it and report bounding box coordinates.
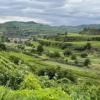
[61,43,73,49]
[84,42,92,50]
[37,67,57,79]
[9,55,21,65]
[71,54,77,60]
[64,49,72,56]
[65,59,68,63]
[84,58,91,66]
[39,76,57,88]
[25,41,34,47]
[20,73,41,90]
[57,69,77,83]
[17,45,25,50]
[0,86,71,100]
[81,53,88,58]
[37,44,44,55]
[37,67,77,82]
[74,59,78,65]
[0,70,23,90]
[0,43,7,51]
[47,51,60,58]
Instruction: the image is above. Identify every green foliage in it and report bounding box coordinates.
[65,31,68,35]
[17,44,25,50]
[39,76,57,88]
[37,67,77,82]
[0,29,100,100]
[20,73,41,90]
[37,44,44,54]
[9,55,21,65]
[74,59,78,65]
[80,52,88,58]
[64,49,72,56]
[25,41,34,47]
[80,28,100,35]
[0,68,23,90]
[0,86,71,100]
[84,42,92,50]
[47,51,60,58]
[71,54,77,60]
[84,58,91,66]
[0,43,7,51]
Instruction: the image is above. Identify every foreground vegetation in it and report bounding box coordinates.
[0,29,100,99]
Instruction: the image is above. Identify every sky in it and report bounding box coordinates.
[0,0,100,26]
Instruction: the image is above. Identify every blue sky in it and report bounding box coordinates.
[0,0,100,26]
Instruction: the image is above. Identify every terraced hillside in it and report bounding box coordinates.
[0,32,100,100]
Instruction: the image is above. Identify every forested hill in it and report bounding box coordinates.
[1,21,100,36]
[79,28,100,35]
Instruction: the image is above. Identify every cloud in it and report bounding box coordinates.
[0,16,52,24]
[0,0,100,25]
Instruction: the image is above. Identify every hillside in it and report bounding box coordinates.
[79,28,100,35]
[0,31,100,99]
[1,21,100,37]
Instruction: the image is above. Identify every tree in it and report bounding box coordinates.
[63,49,72,56]
[74,59,78,65]
[9,55,21,65]
[81,53,88,58]
[84,58,91,66]
[37,44,44,54]
[17,44,25,50]
[84,42,92,50]
[71,54,77,60]
[0,35,5,42]
[0,43,7,51]
[65,31,68,35]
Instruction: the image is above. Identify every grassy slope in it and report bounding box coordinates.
[0,51,99,82]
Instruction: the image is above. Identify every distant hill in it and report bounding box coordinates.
[79,28,100,35]
[0,21,100,37]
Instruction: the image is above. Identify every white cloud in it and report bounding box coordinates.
[22,7,44,13]
[0,0,100,25]
[0,16,52,24]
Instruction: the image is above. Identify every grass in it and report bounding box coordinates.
[0,51,99,82]
[67,41,100,47]
[67,33,100,37]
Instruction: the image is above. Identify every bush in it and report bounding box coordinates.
[64,49,72,56]
[0,69,23,90]
[81,53,88,58]
[0,86,71,100]
[47,51,60,58]
[84,58,91,66]
[84,42,92,50]
[37,44,44,55]
[74,59,78,65]
[0,43,7,51]
[71,54,77,60]
[39,76,57,88]
[17,45,25,50]
[61,43,73,49]
[37,67,57,79]
[65,59,68,63]
[9,56,21,65]
[37,67,77,82]
[20,73,41,90]
[25,41,34,47]
[57,69,77,83]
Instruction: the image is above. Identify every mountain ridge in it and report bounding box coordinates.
[0,21,100,36]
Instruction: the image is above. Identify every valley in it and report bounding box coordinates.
[0,24,100,99]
